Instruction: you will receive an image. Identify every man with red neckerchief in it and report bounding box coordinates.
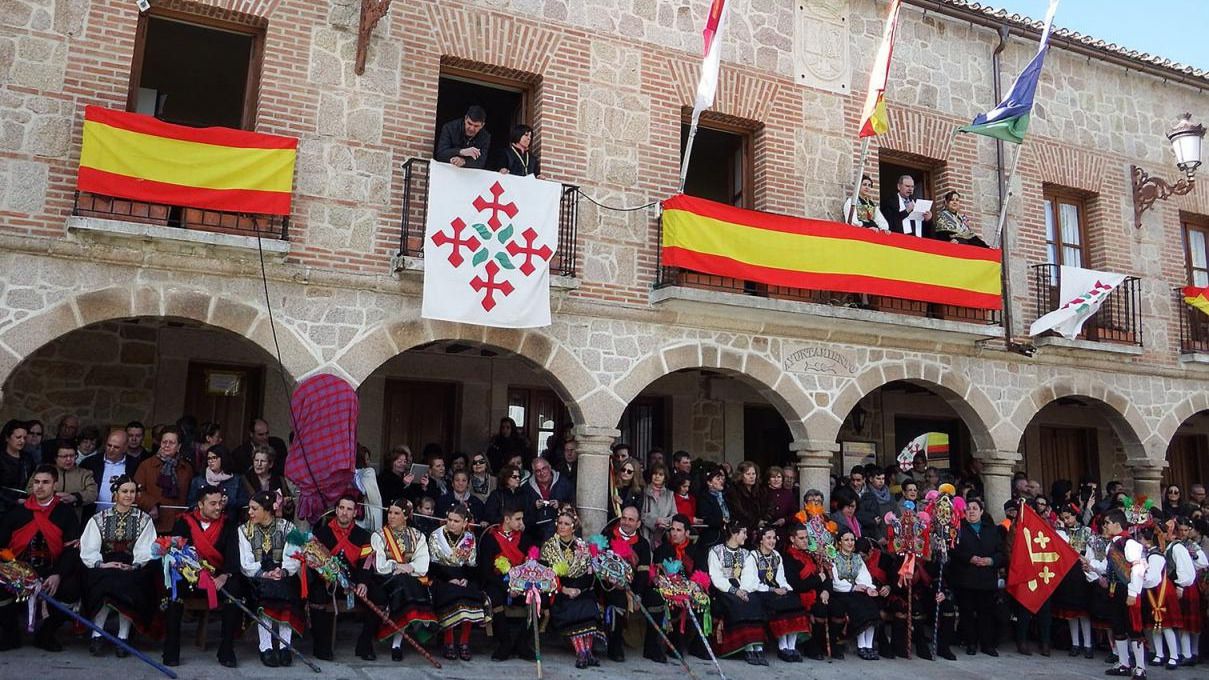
[652,513,701,660]
[165,483,241,667]
[308,495,375,661]
[782,522,834,660]
[478,499,534,661]
[0,465,81,652]
[604,504,659,663]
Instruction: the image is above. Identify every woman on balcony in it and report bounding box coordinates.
[496,124,545,180]
[843,175,890,231]
[933,192,990,248]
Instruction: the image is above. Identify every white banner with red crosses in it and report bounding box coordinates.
[422,162,561,328]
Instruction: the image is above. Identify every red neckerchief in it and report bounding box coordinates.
[9,496,64,562]
[491,527,524,566]
[786,546,818,581]
[326,518,365,567]
[667,538,695,573]
[612,526,638,546]
[182,510,226,568]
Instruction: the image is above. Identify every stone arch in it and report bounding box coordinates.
[330,319,592,424]
[0,284,318,392]
[1152,392,1209,455]
[821,360,1000,452]
[1009,379,1150,461]
[605,340,813,440]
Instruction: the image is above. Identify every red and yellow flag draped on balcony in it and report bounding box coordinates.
[662,194,1002,309]
[1183,286,1209,316]
[77,106,298,215]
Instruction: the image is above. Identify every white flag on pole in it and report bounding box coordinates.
[422,162,561,328]
[1028,266,1128,339]
[691,0,730,127]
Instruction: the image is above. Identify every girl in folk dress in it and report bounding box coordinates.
[742,525,811,662]
[540,505,601,668]
[238,490,304,667]
[80,474,157,657]
[707,524,768,664]
[428,502,488,660]
[371,498,437,661]
[829,528,883,660]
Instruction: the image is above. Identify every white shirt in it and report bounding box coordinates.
[1166,542,1196,588]
[1110,535,1146,598]
[94,457,130,510]
[830,553,873,593]
[740,550,792,592]
[371,528,429,576]
[898,194,924,237]
[79,508,156,568]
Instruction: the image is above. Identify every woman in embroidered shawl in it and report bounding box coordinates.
[540,504,601,668]
[428,502,488,660]
[830,527,882,660]
[238,489,303,667]
[80,474,157,657]
[371,497,437,661]
[708,523,768,664]
[743,524,810,662]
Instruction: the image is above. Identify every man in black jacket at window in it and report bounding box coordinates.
[435,105,490,169]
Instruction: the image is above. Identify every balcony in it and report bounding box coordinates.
[73,191,289,240]
[1030,264,1142,347]
[1176,287,1209,356]
[397,158,579,278]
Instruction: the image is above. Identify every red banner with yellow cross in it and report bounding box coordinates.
[1006,501,1080,614]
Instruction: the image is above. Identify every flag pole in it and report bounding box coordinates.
[845,137,872,225]
[991,142,1024,247]
[679,115,701,194]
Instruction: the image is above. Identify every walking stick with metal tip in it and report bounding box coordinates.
[217,585,322,673]
[43,588,180,678]
[628,587,699,680]
[686,605,726,680]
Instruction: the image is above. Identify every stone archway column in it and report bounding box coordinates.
[792,439,840,509]
[573,425,619,536]
[1126,460,1165,500]
[974,449,1022,517]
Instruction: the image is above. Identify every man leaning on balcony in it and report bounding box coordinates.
[435,105,491,169]
[882,174,932,237]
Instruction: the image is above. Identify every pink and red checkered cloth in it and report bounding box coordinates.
[285,373,357,523]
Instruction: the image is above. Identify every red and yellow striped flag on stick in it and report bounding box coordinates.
[1183,285,1209,316]
[77,106,298,215]
[846,0,903,224]
[662,194,1002,309]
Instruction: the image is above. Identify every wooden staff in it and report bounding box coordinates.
[530,596,543,680]
[353,588,442,669]
[628,587,699,680]
[216,584,322,673]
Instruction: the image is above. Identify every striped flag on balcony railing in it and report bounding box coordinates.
[77,106,298,215]
[1183,285,1209,316]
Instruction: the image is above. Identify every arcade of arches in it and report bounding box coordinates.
[1,303,1207,531]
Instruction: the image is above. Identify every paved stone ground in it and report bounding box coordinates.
[0,624,1173,680]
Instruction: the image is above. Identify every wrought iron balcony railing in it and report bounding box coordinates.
[1030,264,1142,346]
[1176,286,1209,354]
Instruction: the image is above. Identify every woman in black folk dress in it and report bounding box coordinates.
[540,504,601,668]
[371,498,437,661]
[427,502,488,660]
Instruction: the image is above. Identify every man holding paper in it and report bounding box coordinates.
[882,174,932,237]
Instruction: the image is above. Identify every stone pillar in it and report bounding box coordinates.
[1126,460,1165,501]
[573,425,619,536]
[792,439,840,509]
[974,449,1022,519]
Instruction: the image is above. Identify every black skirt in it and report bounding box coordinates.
[375,573,436,640]
[83,561,157,631]
[430,579,487,629]
[830,590,881,633]
[549,576,598,639]
[1051,567,1091,618]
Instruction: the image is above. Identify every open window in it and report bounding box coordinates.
[878,158,933,231]
[679,118,752,208]
[434,68,532,171]
[127,9,265,130]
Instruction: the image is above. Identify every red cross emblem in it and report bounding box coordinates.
[472,181,518,231]
[430,217,481,267]
[470,261,515,311]
[505,227,554,275]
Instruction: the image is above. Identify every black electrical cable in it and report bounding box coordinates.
[575,188,659,212]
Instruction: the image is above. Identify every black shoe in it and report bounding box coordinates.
[645,649,668,664]
[587,654,600,667]
[391,647,403,661]
[1133,671,1147,680]
[444,645,458,660]
[115,639,130,658]
[518,645,537,661]
[983,648,999,657]
[218,654,237,668]
[279,650,292,667]
[1017,642,1033,656]
[831,645,845,660]
[1107,653,1120,665]
[939,648,957,661]
[315,649,334,661]
[967,645,978,656]
[459,645,472,661]
[89,637,108,656]
[358,648,377,661]
[1086,647,1096,659]
[1072,645,1084,657]
[35,632,63,653]
[1106,666,1132,676]
[576,655,590,669]
[260,650,279,667]
[916,644,933,660]
[777,649,795,662]
[492,646,511,661]
[608,648,626,662]
[162,657,179,667]
[745,650,761,666]
[1165,658,1179,671]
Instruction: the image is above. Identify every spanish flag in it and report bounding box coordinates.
[1183,285,1209,316]
[661,194,1002,309]
[857,0,902,138]
[78,106,298,215]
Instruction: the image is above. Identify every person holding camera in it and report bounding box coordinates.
[522,458,573,544]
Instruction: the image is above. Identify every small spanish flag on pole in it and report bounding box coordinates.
[857,0,902,138]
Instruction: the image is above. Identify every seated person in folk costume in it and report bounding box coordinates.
[478,498,535,661]
[652,513,705,660]
[540,504,601,669]
[370,497,437,661]
[79,474,158,658]
[307,495,376,662]
[829,528,883,661]
[781,522,835,661]
[238,489,304,668]
[602,503,665,663]
[741,524,811,663]
[706,524,768,665]
[428,501,488,661]
[0,465,81,652]
[164,484,242,668]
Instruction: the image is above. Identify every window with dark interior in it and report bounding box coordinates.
[679,120,751,208]
[434,69,531,171]
[127,11,264,130]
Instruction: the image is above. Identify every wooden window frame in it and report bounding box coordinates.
[877,156,936,202]
[1043,187,1090,268]
[679,111,755,209]
[1182,216,1209,287]
[439,65,534,130]
[125,7,266,131]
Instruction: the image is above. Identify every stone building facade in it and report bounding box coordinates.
[2,0,1208,532]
